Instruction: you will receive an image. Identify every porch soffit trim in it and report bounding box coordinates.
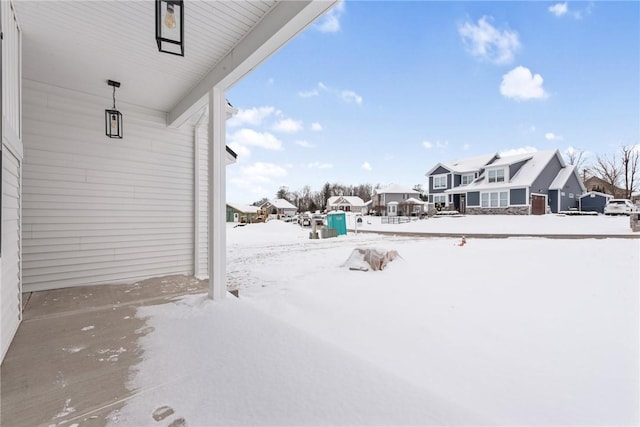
[168,0,337,128]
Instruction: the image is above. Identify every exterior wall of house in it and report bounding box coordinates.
[1,0,24,363]
[558,173,583,212]
[429,166,451,193]
[22,80,197,291]
[509,159,528,180]
[548,190,559,213]
[530,155,563,196]
[580,193,609,213]
[196,122,209,277]
[466,206,529,215]
[382,193,419,216]
[510,188,527,205]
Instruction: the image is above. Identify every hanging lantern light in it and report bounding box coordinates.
[156,0,184,56]
[105,80,123,139]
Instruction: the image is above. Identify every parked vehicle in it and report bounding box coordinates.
[312,213,324,225]
[299,214,311,226]
[604,199,637,215]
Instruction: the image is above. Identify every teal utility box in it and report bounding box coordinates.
[326,211,347,236]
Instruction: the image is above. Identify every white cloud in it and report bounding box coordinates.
[311,122,323,132]
[295,140,315,149]
[307,162,333,170]
[341,90,363,105]
[548,3,568,17]
[240,162,287,183]
[298,89,319,98]
[458,16,520,65]
[316,0,345,33]
[499,146,538,156]
[500,66,548,101]
[229,129,283,151]
[545,132,564,141]
[272,118,303,133]
[549,2,594,19]
[227,106,276,127]
[422,140,448,150]
[228,141,251,159]
[362,162,372,171]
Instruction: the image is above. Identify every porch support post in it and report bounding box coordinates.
[208,86,226,300]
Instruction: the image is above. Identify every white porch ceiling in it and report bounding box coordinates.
[13,1,333,120]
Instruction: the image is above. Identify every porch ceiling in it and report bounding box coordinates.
[13,1,332,123]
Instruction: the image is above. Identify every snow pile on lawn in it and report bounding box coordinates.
[353,213,634,235]
[111,220,639,426]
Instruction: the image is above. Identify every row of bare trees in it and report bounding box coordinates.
[569,145,639,199]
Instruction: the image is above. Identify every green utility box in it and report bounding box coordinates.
[326,211,347,236]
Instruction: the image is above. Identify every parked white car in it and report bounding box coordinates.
[604,199,638,215]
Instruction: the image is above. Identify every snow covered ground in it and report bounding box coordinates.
[110,216,639,426]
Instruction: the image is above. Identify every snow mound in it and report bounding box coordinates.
[343,248,401,271]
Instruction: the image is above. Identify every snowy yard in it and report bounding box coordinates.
[111,216,639,426]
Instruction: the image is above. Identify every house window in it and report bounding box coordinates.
[433,174,447,189]
[461,174,474,185]
[403,194,408,200]
[481,191,508,208]
[433,194,447,205]
[487,169,505,183]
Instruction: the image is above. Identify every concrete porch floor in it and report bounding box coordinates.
[1,275,208,427]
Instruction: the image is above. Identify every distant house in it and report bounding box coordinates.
[583,176,627,199]
[425,149,585,214]
[226,203,260,223]
[579,192,613,214]
[327,196,367,213]
[260,198,298,217]
[371,184,421,216]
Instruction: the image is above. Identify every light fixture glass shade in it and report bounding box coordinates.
[156,0,184,56]
[105,109,123,138]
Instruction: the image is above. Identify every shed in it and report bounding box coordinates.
[579,192,613,214]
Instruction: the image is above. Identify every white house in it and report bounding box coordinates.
[326,195,367,213]
[0,0,337,363]
[261,198,298,217]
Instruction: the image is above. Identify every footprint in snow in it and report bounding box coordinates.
[152,406,187,426]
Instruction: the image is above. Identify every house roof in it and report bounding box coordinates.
[227,203,259,214]
[374,183,420,195]
[265,198,298,210]
[405,197,425,204]
[425,153,497,176]
[549,165,587,192]
[14,1,336,126]
[579,191,613,199]
[327,196,366,207]
[448,149,566,192]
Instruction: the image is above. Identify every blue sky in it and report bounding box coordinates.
[226,1,639,204]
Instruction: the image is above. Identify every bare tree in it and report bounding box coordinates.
[621,145,640,198]
[590,153,622,196]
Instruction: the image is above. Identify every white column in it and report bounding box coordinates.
[208,87,227,300]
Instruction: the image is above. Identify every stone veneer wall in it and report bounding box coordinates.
[631,213,640,232]
[466,206,530,215]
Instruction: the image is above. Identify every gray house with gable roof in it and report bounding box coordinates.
[425,149,585,214]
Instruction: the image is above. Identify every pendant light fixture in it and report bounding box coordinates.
[105,80,123,139]
[156,0,184,56]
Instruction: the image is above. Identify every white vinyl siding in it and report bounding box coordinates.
[196,122,209,278]
[1,148,22,361]
[2,0,21,148]
[21,80,195,291]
